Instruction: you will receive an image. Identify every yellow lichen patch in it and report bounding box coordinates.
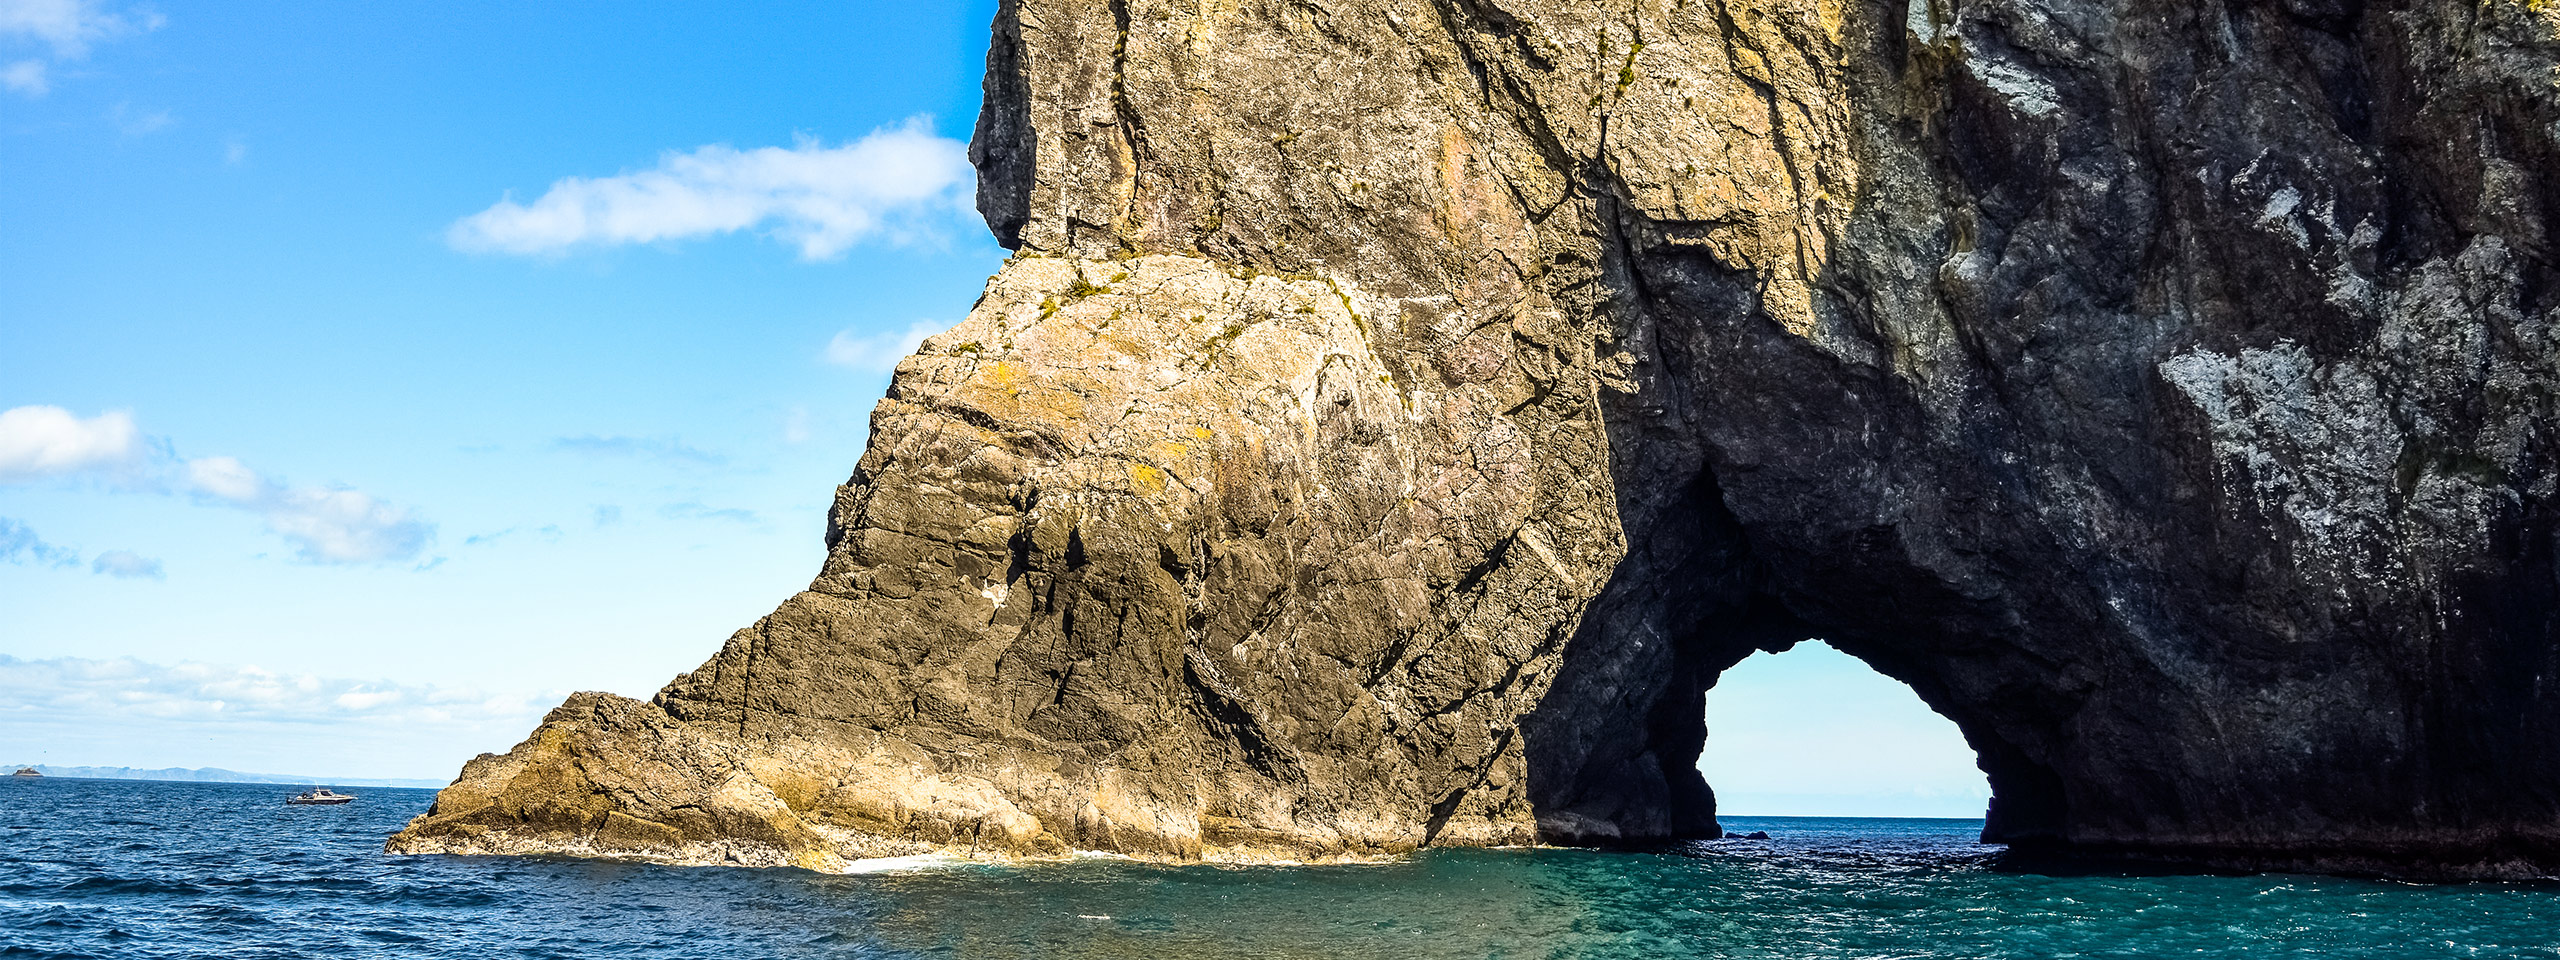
[1001,381,1106,431]
[532,724,581,754]
[2519,0,2560,32]
[1127,461,1169,494]
[1812,0,1848,45]
[982,361,1029,394]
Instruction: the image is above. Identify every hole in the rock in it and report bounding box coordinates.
[1699,640,1991,819]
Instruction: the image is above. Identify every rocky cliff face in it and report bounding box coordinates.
[390,0,2560,877]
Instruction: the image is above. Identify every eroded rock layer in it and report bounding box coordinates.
[393,0,2560,877]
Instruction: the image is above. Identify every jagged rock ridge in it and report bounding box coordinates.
[391,0,2560,878]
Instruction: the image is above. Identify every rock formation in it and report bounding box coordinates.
[391,0,2560,878]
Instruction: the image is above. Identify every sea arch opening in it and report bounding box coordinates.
[1700,639,1991,821]
[1512,457,2067,849]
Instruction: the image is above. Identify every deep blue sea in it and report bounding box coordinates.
[6,777,2559,958]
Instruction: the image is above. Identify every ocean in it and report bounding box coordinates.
[4,777,2556,958]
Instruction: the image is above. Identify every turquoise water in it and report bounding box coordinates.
[5,777,2559,958]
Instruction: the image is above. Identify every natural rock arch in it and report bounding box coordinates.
[1689,640,1995,818]
[392,0,2560,878]
[1511,392,2068,853]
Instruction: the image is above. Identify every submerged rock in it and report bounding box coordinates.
[392,0,2560,878]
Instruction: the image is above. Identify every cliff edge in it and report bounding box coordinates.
[392,0,2560,878]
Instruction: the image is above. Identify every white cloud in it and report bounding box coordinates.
[187,455,435,565]
[332,689,399,710]
[1,406,434,567]
[223,134,245,164]
[2,58,43,95]
[0,654,564,777]
[0,516,78,568]
[260,489,429,563]
[0,0,155,57]
[824,319,945,373]
[0,0,160,99]
[184,453,262,500]
[0,654,551,726]
[0,405,140,482]
[90,549,161,579]
[448,119,971,260]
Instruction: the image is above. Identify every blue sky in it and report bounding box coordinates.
[0,0,1983,815]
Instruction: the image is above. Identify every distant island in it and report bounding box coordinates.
[12,765,445,788]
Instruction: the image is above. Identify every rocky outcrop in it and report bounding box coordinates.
[392,0,2560,878]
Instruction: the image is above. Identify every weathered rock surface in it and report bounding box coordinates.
[393,0,2560,877]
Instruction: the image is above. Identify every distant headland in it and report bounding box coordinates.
[10,764,443,788]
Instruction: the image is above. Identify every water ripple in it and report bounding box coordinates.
[6,780,2560,957]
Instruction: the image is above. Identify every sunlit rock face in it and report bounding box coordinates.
[391,0,2560,878]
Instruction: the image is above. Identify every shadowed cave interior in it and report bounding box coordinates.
[1514,446,2051,847]
[1526,621,2001,843]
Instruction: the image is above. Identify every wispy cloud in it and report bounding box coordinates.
[110,99,170,135]
[185,455,435,565]
[0,655,544,725]
[550,434,725,466]
[0,654,565,778]
[0,405,437,567]
[0,517,79,568]
[90,549,161,579]
[2,58,43,95]
[824,319,944,373]
[0,0,157,57]
[3,515,163,577]
[0,0,162,99]
[661,501,756,524]
[462,524,560,547]
[0,405,141,482]
[448,119,971,260]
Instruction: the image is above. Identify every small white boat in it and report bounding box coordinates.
[286,788,356,805]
